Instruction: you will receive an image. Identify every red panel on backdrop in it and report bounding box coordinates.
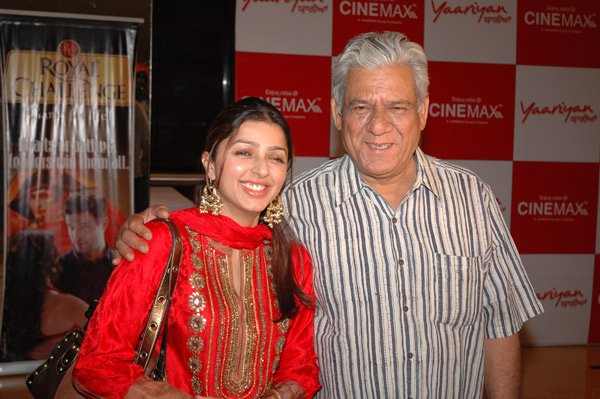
[589,255,600,343]
[332,0,425,55]
[510,162,599,254]
[421,61,515,160]
[517,0,600,67]
[235,52,331,157]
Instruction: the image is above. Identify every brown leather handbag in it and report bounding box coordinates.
[26,218,182,399]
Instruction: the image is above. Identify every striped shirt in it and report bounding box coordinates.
[284,148,543,398]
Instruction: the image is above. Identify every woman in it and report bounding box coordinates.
[0,230,88,361]
[73,97,321,398]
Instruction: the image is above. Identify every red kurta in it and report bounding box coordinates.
[74,209,320,398]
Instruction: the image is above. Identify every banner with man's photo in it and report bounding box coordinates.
[0,11,139,365]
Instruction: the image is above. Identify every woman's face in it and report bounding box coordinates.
[28,187,63,223]
[203,120,289,227]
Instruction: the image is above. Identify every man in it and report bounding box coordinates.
[115,32,543,398]
[7,169,125,254]
[57,191,114,304]
[7,170,92,254]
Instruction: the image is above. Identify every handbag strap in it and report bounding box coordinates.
[134,218,182,371]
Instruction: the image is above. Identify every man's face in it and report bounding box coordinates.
[65,211,107,256]
[332,64,429,186]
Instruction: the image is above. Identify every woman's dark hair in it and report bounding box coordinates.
[0,230,60,361]
[194,96,313,319]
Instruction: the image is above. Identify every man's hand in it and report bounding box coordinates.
[113,205,171,264]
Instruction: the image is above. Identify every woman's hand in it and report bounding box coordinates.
[113,204,171,264]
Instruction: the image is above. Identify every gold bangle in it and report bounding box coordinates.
[265,388,283,399]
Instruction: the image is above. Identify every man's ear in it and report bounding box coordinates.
[419,96,429,131]
[201,151,216,180]
[331,97,343,131]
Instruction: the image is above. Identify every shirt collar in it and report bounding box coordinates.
[414,147,443,199]
[335,154,365,207]
[335,148,443,207]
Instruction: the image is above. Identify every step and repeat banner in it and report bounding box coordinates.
[0,11,138,366]
[235,0,600,346]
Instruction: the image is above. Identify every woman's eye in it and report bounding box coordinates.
[234,150,250,156]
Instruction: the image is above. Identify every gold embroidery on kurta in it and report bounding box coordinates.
[189,314,206,333]
[185,227,206,395]
[184,226,284,398]
[190,272,205,290]
[187,335,204,354]
[189,292,206,312]
[191,252,204,270]
[221,251,258,394]
[191,376,202,394]
[188,356,202,374]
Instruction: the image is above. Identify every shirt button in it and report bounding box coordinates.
[402,305,409,312]
[407,352,414,359]
[398,259,405,266]
[392,217,397,223]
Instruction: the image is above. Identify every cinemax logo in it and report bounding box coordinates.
[524,10,597,29]
[517,200,589,217]
[339,1,418,19]
[431,0,510,23]
[264,96,323,114]
[429,101,503,120]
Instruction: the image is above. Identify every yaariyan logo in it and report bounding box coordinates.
[429,97,503,125]
[431,0,511,24]
[241,0,328,13]
[537,288,587,308]
[520,101,598,124]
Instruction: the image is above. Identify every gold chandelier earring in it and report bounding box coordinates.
[198,179,223,215]
[263,195,284,228]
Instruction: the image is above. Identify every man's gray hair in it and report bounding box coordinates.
[332,31,429,112]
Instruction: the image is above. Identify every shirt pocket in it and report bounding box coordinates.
[430,253,486,327]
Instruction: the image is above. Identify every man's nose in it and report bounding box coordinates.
[367,107,392,136]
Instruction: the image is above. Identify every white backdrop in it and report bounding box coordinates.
[234,0,600,346]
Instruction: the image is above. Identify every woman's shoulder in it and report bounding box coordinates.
[291,241,310,258]
[142,208,198,245]
[112,214,191,281]
[290,241,314,283]
[147,208,198,233]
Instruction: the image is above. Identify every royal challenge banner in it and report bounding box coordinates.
[0,11,139,365]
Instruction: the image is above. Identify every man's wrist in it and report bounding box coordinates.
[263,388,282,399]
